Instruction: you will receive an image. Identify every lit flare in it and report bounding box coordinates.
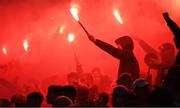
[113,8,123,24]
[23,40,29,52]
[68,33,75,42]
[2,48,7,55]
[70,7,79,21]
[59,26,64,35]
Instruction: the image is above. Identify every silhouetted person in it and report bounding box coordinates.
[112,85,131,107]
[91,67,112,92]
[134,37,175,86]
[79,72,99,103]
[149,87,174,106]
[46,85,62,105]
[117,72,133,89]
[52,96,73,107]
[75,86,90,106]
[26,91,44,107]
[144,53,158,86]
[11,94,26,107]
[162,12,180,106]
[163,12,180,65]
[0,98,11,107]
[88,34,140,81]
[95,92,109,107]
[162,65,180,105]
[133,78,151,106]
[67,72,79,87]
[79,73,94,88]
[59,85,77,103]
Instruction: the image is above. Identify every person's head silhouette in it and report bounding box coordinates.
[115,36,134,51]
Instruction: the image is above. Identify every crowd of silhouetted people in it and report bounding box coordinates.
[0,12,180,107]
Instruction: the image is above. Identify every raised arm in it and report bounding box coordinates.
[163,12,180,65]
[88,34,123,59]
[163,12,180,42]
[134,37,158,55]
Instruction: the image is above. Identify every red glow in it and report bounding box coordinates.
[68,33,75,42]
[0,0,180,99]
[59,26,65,35]
[2,47,7,55]
[23,40,29,52]
[70,7,79,21]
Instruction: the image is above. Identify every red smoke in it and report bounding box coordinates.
[0,0,180,98]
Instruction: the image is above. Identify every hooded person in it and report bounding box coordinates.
[88,34,140,81]
[163,12,180,65]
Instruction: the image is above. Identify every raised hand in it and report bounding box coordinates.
[87,34,96,43]
[163,12,170,21]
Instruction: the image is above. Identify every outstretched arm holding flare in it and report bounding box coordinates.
[87,34,140,81]
[87,34,123,59]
